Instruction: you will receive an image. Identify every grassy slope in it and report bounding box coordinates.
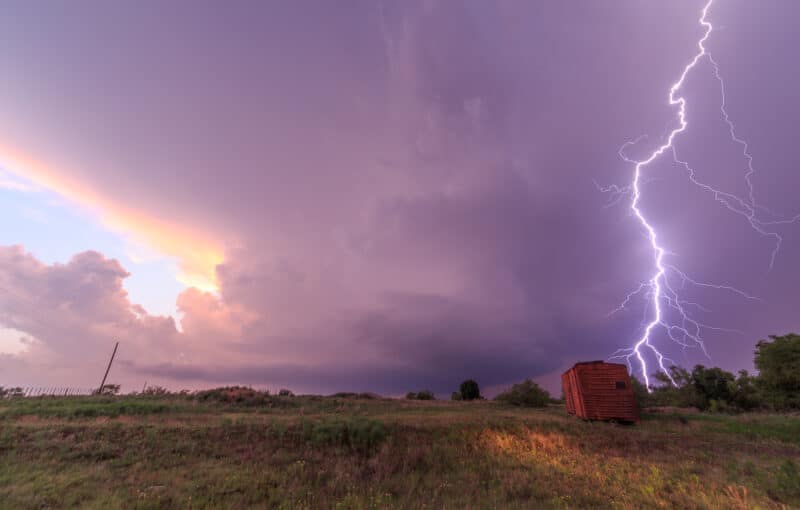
[1,395,799,509]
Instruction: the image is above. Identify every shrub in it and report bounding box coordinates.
[330,392,379,399]
[98,384,121,396]
[451,391,462,401]
[0,387,24,399]
[278,389,294,397]
[192,386,297,408]
[708,399,732,414]
[459,380,481,401]
[406,390,435,400]
[495,379,550,407]
[305,418,387,453]
[142,385,169,396]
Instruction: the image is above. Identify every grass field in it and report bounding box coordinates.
[1,393,799,509]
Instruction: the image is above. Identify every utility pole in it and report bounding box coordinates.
[97,341,119,395]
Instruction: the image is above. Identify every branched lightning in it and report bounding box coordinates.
[602,0,800,389]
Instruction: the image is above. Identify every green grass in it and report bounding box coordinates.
[701,415,800,446]
[0,396,185,418]
[1,395,799,509]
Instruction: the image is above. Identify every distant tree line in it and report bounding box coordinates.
[405,390,435,400]
[633,333,800,412]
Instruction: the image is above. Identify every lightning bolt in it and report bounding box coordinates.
[603,0,799,389]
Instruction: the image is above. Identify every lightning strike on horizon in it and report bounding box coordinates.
[604,0,800,389]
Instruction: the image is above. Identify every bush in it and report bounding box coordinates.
[141,385,169,396]
[98,384,120,396]
[304,418,387,453]
[459,380,481,401]
[495,379,550,407]
[192,386,298,408]
[406,390,435,400]
[330,392,379,400]
[0,387,24,399]
[278,389,294,397]
[451,391,462,401]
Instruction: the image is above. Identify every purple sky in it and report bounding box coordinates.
[0,0,797,395]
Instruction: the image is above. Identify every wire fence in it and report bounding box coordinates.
[1,387,97,398]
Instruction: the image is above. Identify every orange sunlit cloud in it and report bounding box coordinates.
[0,144,224,292]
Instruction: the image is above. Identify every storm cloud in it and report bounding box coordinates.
[0,0,797,393]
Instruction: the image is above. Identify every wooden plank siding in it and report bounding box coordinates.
[561,361,639,422]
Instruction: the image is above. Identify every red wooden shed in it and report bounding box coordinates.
[562,361,639,422]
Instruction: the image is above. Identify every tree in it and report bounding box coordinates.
[691,365,735,411]
[459,379,481,401]
[652,366,700,407]
[630,377,651,407]
[659,366,692,387]
[628,334,799,412]
[642,366,700,408]
[731,370,761,411]
[755,333,800,410]
[494,379,550,407]
[416,390,435,400]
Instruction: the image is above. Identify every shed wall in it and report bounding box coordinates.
[561,362,639,422]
